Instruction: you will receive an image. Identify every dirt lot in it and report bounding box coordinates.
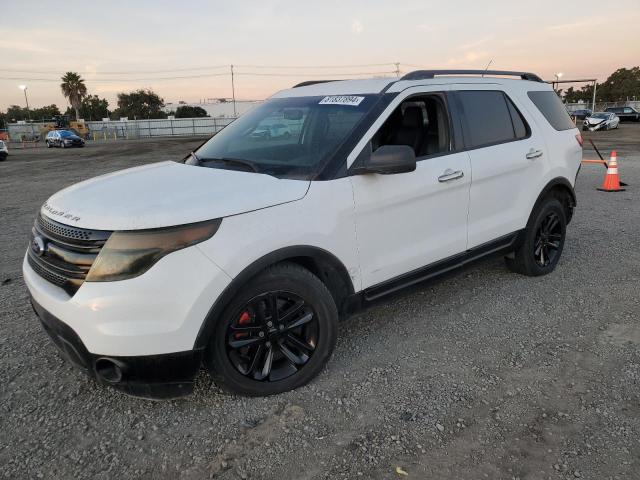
[1,125,639,480]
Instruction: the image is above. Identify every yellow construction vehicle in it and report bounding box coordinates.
[40,115,90,139]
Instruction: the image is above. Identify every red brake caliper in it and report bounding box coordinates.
[235,311,251,339]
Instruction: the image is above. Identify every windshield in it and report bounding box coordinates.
[193,95,378,179]
[58,130,74,137]
[591,113,609,119]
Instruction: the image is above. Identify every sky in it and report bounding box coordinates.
[1,0,639,111]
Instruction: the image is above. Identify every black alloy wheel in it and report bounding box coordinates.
[533,212,562,267]
[205,262,338,396]
[226,291,318,382]
[505,197,566,276]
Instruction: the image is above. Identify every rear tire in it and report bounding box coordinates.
[204,262,338,396]
[505,197,566,276]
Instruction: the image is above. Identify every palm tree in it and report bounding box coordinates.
[60,72,87,120]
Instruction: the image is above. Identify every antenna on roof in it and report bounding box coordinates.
[482,59,493,77]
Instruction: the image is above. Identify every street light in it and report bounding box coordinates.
[554,72,564,81]
[19,84,31,121]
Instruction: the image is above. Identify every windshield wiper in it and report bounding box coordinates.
[199,157,260,173]
[185,151,201,165]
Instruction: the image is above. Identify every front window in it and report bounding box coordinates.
[58,131,73,137]
[591,113,609,119]
[192,95,379,179]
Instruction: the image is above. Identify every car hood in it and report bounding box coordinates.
[585,117,606,125]
[41,161,310,230]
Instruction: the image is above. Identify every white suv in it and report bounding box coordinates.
[24,70,582,398]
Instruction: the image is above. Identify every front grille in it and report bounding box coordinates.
[27,214,112,296]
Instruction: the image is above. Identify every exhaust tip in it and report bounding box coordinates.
[95,357,125,383]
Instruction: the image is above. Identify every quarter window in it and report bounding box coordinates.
[527,90,575,131]
[505,96,529,140]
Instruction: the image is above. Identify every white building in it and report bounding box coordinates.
[163,99,262,118]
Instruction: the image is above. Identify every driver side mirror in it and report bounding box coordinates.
[354,145,416,175]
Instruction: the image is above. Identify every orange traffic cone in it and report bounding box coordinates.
[597,151,625,192]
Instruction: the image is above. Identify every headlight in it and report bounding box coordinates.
[86,219,221,282]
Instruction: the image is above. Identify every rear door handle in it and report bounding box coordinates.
[438,169,464,182]
[526,148,543,160]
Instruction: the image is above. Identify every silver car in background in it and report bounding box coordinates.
[583,112,620,131]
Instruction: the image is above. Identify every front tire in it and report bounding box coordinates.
[204,262,338,396]
[506,197,566,276]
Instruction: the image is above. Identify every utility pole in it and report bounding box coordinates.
[230,64,237,117]
[19,85,31,121]
[394,62,400,77]
[591,80,597,112]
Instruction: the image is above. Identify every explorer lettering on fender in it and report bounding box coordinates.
[24,70,581,399]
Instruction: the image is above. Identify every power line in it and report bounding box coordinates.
[0,63,397,75]
[235,71,396,77]
[0,65,230,75]
[0,70,396,83]
[234,63,395,69]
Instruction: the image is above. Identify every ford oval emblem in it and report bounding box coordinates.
[32,236,46,256]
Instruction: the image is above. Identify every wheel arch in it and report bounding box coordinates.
[530,177,577,226]
[193,245,355,349]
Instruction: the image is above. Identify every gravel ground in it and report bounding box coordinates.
[1,125,639,479]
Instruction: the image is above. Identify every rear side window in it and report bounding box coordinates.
[527,91,575,131]
[456,90,528,149]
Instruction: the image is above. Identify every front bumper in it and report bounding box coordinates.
[584,122,605,131]
[23,245,231,356]
[31,297,202,399]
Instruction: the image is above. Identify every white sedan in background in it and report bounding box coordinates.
[583,112,620,131]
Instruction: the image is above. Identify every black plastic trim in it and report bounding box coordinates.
[529,177,577,224]
[292,80,343,88]
[363,231,521,301]
[193,245,355,349]
[30,297,202,399]
[318,92,398,180]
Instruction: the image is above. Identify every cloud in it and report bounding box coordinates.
[446,50,489,66]
[416,23,443,33]
[0,39,55,55]
[546,18,601,31]
[457,36,492,51]
[351,19,364,34]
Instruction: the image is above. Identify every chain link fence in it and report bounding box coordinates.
[85,117,237,140]
[6,116,238,145]
[566,101,640,113]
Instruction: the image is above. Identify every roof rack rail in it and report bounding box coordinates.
[400,70,544,82]
[292,80,342,88]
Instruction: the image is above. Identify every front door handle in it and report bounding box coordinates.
[438,169,464,182]
[526,148,543,160]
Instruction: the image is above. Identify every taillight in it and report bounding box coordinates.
[575,133,583,147]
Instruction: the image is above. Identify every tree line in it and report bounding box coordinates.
[0,71,209,128]
[557,67,640,104]
[3,66,638,128]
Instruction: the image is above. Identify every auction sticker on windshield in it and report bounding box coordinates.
[319,96,365,106]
